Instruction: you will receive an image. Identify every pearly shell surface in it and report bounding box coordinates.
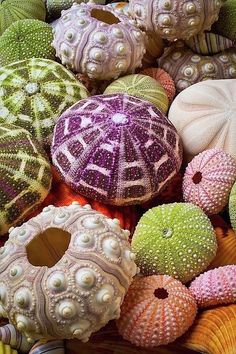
[0,204,137,343]
[52,2,146,80]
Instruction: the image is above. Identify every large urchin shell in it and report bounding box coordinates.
[116,275,197,348]
[0,58,89,147]
[229,182,236,233]
[0,204,137,343]
[52,2,146,80]
[129,0,224,41]
[131,203,217,283]
[0,124,52,236]
[189,265,236,308]
[183,149,236,215]
[51,93,182,206]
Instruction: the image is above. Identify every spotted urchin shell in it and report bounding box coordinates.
[52,2,146,80]
[116,275,197,348]
[140,68,176,102]
[131,203,217,283]
[104,74,169,113]
[229,182,236,233]
[159,41,236,93]
[0,204,137,342]
[0,58,89,147]
[0,324,33,353]
[189,265,236,308]
[0,124,52,236]
[51,93,182,206]
[129,0,224,41]
[183,149,236,215]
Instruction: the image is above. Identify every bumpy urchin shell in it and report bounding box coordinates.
[0,19,55,67]
[51,93,182,206]
[116,275,197,348]
[0,0,46,35]
[29,340,64,354]
[0,124,52,236]
[212,0,236,41]
[159,41,236,93]
[104,74,169,113]
[189,265,236,308]
[229,182,236,233]
[131,203,217,283]
[183,149,236,215]
[0,204,137,343]
[52,2,146,80]
[0,324,33,353]
[0,58,89,147]
[129,0,224,41]
[140,68,176,102]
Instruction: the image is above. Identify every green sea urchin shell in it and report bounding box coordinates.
[0,19,55,67]
[229,182,236,232]
[131,203,217,283]
[212,0,236,41]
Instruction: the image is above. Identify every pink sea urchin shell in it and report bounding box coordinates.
[189,265,236,308]
[183,149,236,215]
[116,275,197,348]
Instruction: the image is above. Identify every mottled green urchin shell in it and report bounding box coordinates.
[212,0,236,41]
[0,123,52,236]
[0,0,46,35]
[229,182,236,232]
[131,203,217,283]
[0,19,55,67]
[0,58,89,147]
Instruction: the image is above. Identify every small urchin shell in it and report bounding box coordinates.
[229,182,236,232]
[0,204,137,343]
[52,2,146,80]
[129,0,224,41]
[183,149,236,215]
[131,203,217,283]
[51,93,182,206]
[189,265,236,308]
[116,275,197,348]
[104,74,169,113]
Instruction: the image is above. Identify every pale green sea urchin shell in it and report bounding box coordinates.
[229,182,236,232]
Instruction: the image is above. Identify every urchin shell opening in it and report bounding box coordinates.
[192,171,202,184]
[26,228,71,267]
[154,288,169,299]
[90,9,121,25]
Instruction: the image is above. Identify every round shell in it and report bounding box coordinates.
[52,2,146,80]
[0,58,89,147]
[116,275,197,348]
[212,0,236,41]
[131,203,218,283]
[229,182,236,233]
[51,93,182,206]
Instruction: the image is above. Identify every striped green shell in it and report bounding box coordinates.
[0,58,89,146]
[185,32,235,55]
[104,74,169,114]
[0,0,46,35]
[229,182,236,232]
[0,123,52,236]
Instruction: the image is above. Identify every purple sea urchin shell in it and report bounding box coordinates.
[51,93,182,206]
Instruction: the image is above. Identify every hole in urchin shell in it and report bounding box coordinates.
[91,9,121,25]
[26,228,71,268]
[154,288,169,299]
[192,171,202,184]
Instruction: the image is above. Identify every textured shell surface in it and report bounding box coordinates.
[183,149,236,215]
[52,2,146,80]
[51,93,182,206]
[212,0,236,41]
[168,79,236,160]
[104,74,169,113]
[185,32,235,55]
[0,58,89,147]
[131,202,218,283]
[229,182,236,233]
[0,324,33,353]
[159,41,236,93]
[189,265,236,308]
[0,124,52,236]
[116,275,197,348]
[0,204,137,343]
[129,0,224,41]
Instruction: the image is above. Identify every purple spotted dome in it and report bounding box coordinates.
[51,94,182,206]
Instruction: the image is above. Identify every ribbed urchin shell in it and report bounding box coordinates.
[104,74,169,113]
[116,275,197,348]
[140,68,176,102]
[189,265,236,308]
[0,123,52,236]
[0,58,89,147]
[0,0,46,35]
[131,203,217,283]
[51,93,182,206]
[229,182,236,232]
[0,19,55,67]
[183,149,236,215]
